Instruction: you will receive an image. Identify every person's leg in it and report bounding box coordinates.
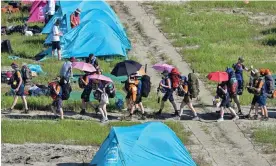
[187,102,197,117]
[156,93,167,115]
[98,103,105,122]
[58,50,61,61]
[103,104,108,120]
[138,102,145,114]
[168,92,178,115]
[233,95,242,114]
[21,96,28,112]
[10,96,19,110]
[218,107,225,121]
[179,100,186,117]
[228,107,239,120]
[57,98,63,119]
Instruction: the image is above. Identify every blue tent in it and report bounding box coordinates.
[61,20,127,58]
[43,8,130,49]
[91,122,196,166]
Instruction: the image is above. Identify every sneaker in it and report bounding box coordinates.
[80,109,86,115]
[21,109,29,114]
[105,117,109,122]
[155,110,162,116]
[192,116,200,121]
[100,118,106,123]
[253,114,258,120]
[174,111,179,117]
[232,116,239,121]
[217,117,224,122]
[174,116,181,120]
[261,117,269,121]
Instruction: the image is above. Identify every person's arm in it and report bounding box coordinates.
[53,85,60,95]
[253,80,264,92]
[70,14,76,27]
[160,78,171,89]
[81,76,89,86]
[15,71,22,91]
[69,67,73,78]
[218,85,227,94]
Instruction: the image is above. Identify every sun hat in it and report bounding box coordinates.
[75,8,81,14]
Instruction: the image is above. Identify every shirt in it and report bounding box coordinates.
[52,25,60,41]
[60,61,72,79]
[47,0,55,15]
[234,63,245,81]
[70,14,80,28]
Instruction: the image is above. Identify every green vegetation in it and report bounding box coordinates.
[253,126,276,151]
[152,2,276,106]
[1,120,190,145]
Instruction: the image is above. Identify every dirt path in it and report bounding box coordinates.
[111,1,275,166]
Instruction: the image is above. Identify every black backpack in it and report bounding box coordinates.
[78,77,85,88]
[141,75,151,97]
[21,65,32,85]
[1,40,13,54]
[105,82,116,98]
[61,83,72,100]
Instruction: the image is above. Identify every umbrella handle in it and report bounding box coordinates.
[145,64,147,73]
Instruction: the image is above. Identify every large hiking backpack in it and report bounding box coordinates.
[21,65,32,85]
[105,82,116,98]
[169,68,181,90]
[48,82,58,99]
[141,75,151,97]
[61,83,72,100]
[228,77,238,96]
[1,40,13,54]
[188,73,200,98]
[78,77,85,89]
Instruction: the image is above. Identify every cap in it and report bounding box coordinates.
[69,57,77,62]
[11,62,18,68]
[76,8,81,14]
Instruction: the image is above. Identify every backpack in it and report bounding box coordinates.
[9,70,21,89]
[177,86,185,97]
[21,65,32,85]
[105,82,116,98]
[140,75,151,97]
[228,77,238,96]
[1,40,13,54]
[61,83,72,100]
[48,82,58,99]
[264,75,275,94]
[169,68,181,90]
[78,77,85,89]
[188,73,200,98]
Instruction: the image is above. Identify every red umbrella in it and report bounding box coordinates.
[207,71,229,82]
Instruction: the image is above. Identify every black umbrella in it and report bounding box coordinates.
[111,60,142,76]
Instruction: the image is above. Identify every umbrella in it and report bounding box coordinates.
[72,62,96,73]
[88,74,113,83]
[152,63,174,72]
[111,60,142,76]
[207,71,229,82]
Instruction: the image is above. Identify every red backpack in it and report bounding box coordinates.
[169,68,181,90]
[48,82,58,99]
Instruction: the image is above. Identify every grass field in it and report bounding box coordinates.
[253,126,276,152]
[151,1,276,106]
[1,120,191,146]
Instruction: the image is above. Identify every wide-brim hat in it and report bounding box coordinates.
[76,8,81,14]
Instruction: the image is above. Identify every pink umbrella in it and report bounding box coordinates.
[152,63,174,72]
[88,74,113,83]
[72,62,96,73]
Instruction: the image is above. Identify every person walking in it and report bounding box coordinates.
[155,70,178,116]
[8,62,29,114]
[177,76,199,120]
[128,73,146,120]
[94,80,109,123]
[52,19,62,60]
[60,57,76,82]
[216,81,239,122]
[225,67,243,115]
[86,53,101,74]
[80,72,94,115]
[232,57,249,96]
[70,8,81,28]
[50,77,64,120]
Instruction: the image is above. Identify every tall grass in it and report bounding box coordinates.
[152,2,276,106]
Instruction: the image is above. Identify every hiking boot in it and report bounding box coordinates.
[140,114,146,120]
[21,109,29,114]
[155,110,162,116]
[80,109,86,115]
[126,114,133,121]
[173,110,179,117]
[237,111,243,116]
[100,118,106,123]
[174,116,181,120]
[217,117,224,122]
[192,116,200,121]
[253,114,258,120]
[232,115,239,121]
